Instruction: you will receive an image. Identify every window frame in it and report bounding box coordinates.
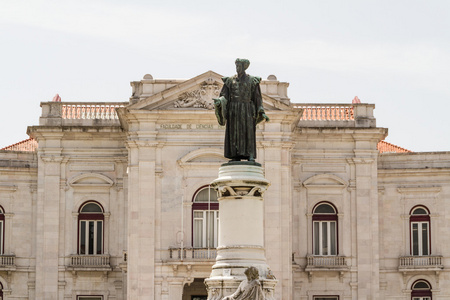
[78,201,105,255]
[410,206,431,256]
[0,206,4,255]
[76,296,103,300]
[312,202,338,256]
[313,296,339,300]
[411,279,432,300]
[191,186,219,248]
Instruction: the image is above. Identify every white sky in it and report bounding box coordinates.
[1,0,449,151]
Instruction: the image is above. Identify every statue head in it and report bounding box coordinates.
[235,58,250,74]
[244,266,259,281]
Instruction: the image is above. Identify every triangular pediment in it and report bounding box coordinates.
[127,70,291,112]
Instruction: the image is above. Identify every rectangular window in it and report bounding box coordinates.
[313,297,339,300]
[193,210,219,248]
[413,298,431,300]
[79,220,103,255]
[77,297,103,300]
[313,221,337,256]
[411,222,429,256]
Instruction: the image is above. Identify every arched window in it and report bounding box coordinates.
[192,186,219,248]
[410,206,430,256]
[0,207,4,255]
[411,280,432,300]
[78,202,104,255]
[312,202,338,256]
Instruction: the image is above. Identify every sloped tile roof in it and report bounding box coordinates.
[1,138,38,152]
[377,140,412,153]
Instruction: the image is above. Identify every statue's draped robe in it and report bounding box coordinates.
[216,74,264,160]
[224,279,265,300]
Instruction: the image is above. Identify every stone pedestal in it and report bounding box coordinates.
[205,163,277,300]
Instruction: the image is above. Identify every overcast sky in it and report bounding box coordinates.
[1,0,449,152]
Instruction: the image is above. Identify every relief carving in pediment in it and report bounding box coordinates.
[173,78,221,110]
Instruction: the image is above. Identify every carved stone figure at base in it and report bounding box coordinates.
[222,267,265,300]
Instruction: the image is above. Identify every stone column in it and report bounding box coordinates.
[205,163,277,300]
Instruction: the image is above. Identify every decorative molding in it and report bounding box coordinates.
[216,185,267,198]
[69,164,115,171]
[174,79,220,110]
[178,148,226,167]
[302,164,347,173]
[351,158,375,164]
[68,173,114,187]
[397,186,441,194]
[40,155,64,163]
[0,184,17,193]
[303,174,348,189]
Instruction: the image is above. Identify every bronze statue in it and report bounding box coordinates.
[214,59,269,162]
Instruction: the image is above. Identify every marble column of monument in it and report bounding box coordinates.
[204,162,277,300]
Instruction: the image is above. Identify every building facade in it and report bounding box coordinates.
[0,71,449,299]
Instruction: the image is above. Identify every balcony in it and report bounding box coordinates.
[305,255,349,280]
[399,255,444,272]
[168,248,217,261]
[66,254,112,272]
[0,255,16,271]
[305,255,348,270]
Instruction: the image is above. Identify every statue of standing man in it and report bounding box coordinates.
[213,59,269,162]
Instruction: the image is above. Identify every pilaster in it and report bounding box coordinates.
[126,142,157,299]
[35,133,64,300]
[352,150,380,300]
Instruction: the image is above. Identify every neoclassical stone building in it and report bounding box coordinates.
[0,71,449,300]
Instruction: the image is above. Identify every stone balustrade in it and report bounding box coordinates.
[294,103,375,127]
[306,255,348,268]
[39,102,128,126]
[167,248,217,261]
[0,255,15,266]
[67,254,112,271]
[399,255,443,270]
[297,104,354,121]
[62,103,124,120]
